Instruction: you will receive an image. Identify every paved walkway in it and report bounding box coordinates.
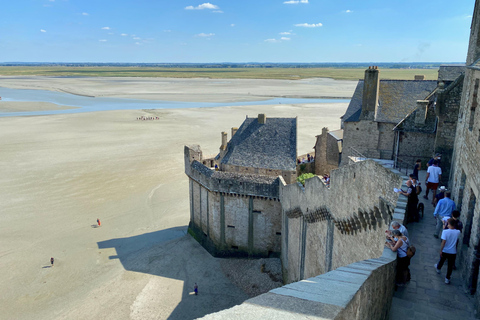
[390,170,477,320]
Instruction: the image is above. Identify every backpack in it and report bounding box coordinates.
[407,245,416,258]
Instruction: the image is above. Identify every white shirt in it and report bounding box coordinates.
[441,228,461,254]
[427,166,442,183]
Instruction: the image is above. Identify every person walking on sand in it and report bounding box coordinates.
[51,257,54,267]
[97,218,101,227]
[194,283,198,295]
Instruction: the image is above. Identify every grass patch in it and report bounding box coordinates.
[0,66,439,81]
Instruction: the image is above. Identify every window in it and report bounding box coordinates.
[227,225,235,228]
[469,79,479,131]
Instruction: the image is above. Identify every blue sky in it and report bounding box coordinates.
[0,0,475,63]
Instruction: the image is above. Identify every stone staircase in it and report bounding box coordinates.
[372,163,477,319]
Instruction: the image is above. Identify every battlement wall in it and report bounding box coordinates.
[185,145,282,257]
[280,160,402,283]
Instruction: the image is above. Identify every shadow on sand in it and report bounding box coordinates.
[97,226,248,319]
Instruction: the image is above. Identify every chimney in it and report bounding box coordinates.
[360,66,380,121]
[258,114,266,124]
[414,75,426,80]
[231,127,238,138]
[414,100,429,125]
[220,132,228,150]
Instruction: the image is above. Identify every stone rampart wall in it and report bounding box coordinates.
[199,248,397,320]
[186,146,283,257]
[450,67,480,311]
[280,160,402,283]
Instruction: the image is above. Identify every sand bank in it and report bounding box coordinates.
[0,101,78,112]
[0,77,352,319]
[0,76,357,102]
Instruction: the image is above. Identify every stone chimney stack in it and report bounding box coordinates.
[414,100,429,125]
[258,114,266,124]
[220,132,228,150]
[360,66,380,121]
[231,127,238,138]
[414,75,426,80]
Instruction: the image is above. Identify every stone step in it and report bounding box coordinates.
[390,296,477,320]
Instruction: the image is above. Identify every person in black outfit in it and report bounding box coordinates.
[399,180,419,223]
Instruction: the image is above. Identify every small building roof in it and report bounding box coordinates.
[220,116,297,171]
[438,65,465,82]
[328,129,343,141]
[343,80,437,124]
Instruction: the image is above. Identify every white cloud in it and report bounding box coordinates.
[230,24,235,27]
[197,33,215,37]
[121,33,128,36]
[133,37,141,39]
[135,42,141,45]
[345,10,353,13]
[280,32,291,35]
[295,22,322,27]
[185,3,219,10]
[82,12,89,16]
[101,27,110,30]
[213,10,223,13]
[99,39,107,42]
[40,29,46,33]
[264,38,280,43]
[281,37,291,41]
[284,0,308,4]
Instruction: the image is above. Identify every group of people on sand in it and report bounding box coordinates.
[388,153,462,286]
[137,116,159,121]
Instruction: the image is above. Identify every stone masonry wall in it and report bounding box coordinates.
[450,67,480,311]
[342,120,381,164]
[435,75,464,186]
[185,146,283,257]
[280,160,402,283]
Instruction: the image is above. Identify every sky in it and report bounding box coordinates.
[0,0,476,63]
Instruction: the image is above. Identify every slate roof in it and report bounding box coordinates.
[343,80,437,124]
[220,116,297,171]
[438,65,465,82]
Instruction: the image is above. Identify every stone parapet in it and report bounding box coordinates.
[199,248,397,320]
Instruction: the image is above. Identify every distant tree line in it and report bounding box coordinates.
[0,62,463,69]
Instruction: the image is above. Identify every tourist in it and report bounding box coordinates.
[386,230,410,285]
[433,191,455,238]
[398,180,419,223]
[409,174,421,195]
[97,218,101,227]
[434,218,461,284]
[194,283,198,295]
[387,221,409,239]
[51,257,54,267]
[433,186,446,207]
[427,153,441,167]
[424,160,442,201]
[413,159,421,180]
[451,210,463,232]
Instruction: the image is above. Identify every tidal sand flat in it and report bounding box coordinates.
[0,78,353,319]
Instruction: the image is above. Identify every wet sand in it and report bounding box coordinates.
[0,77,354,319]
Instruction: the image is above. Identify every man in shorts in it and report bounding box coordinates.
[424,159,442,202]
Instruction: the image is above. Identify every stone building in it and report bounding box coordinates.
[314,127,342,175]
[393,66,464,184]
[449,0,480,312]
[341,67,438,164]
[185,114,296,257]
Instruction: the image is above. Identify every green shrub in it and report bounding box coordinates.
[297,173,316,186]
